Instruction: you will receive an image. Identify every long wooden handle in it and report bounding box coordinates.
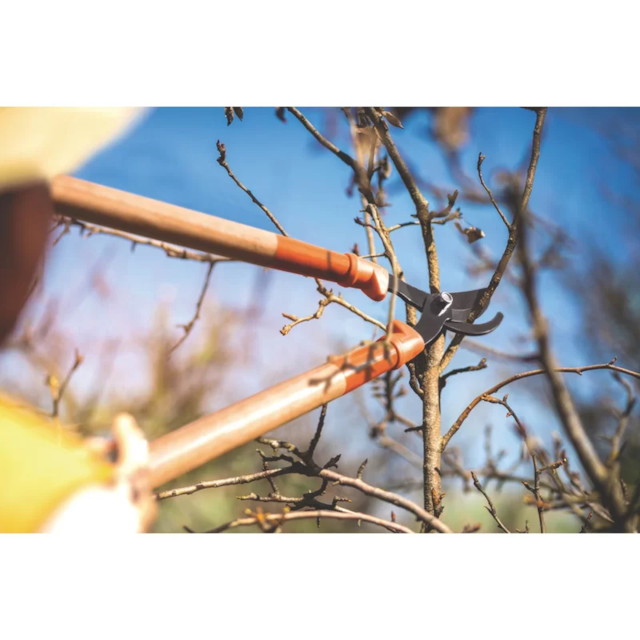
[148,321,423,488]
[51,175,390,301]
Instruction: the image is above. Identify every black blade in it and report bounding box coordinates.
[392,279,428,311]
[413,303,448,346]
[443,312,504,337]
[449,288,489,316]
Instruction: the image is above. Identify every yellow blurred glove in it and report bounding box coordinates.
[0,107,142,190]
[0,397,156,533]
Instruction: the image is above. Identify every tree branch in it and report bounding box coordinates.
[169,261,216,354]
[441,359,640,452]
[192,507,414,534]
[517,163,630,529]
[440,108,547,373]
[471,471,511,533]
[216,141,288,236]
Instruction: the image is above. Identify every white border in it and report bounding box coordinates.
[2,534,638,638]
[2,1,637,106]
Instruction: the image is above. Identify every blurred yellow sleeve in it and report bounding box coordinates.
[0,396,114,533]
[0,107,142,190]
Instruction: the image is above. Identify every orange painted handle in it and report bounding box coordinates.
[148,321,423,487]
[52,176,390,301]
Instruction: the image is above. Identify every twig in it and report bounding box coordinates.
[281,281,386,335]
[280,299,330,335]
[387,220,420,232]
[531,452,546,533]
[155,466,296,500]
[194,508,414,534]
[364,108,435,288]
[471,471,511,533]
[607,372,636,467]
[441,359,488,384]
[216,141,288,236]
[307,404,327,461]
[342,107,379,262]
[477,153,511,229]
[483,395,546,532]
[53,217,228,264]
[288,108,359,170]
[460,339,539,363]
[366,203,400,344]
[47,348,83,420]
[169,261,215,354]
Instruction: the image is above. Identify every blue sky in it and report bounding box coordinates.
[6,107,638,475]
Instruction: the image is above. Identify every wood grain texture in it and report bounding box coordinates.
[148,321,424,487]
[52,175,278,263]
[149,361,347,488]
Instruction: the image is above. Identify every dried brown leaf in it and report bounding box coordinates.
[383,111,404,129]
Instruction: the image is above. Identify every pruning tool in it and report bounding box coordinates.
[51,176,503,488]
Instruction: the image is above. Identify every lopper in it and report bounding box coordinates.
[51,176,503,488]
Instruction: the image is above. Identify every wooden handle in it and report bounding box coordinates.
[148,321,423,488]
[51,175,389,301]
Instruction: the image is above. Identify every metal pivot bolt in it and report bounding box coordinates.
[435,292,453,316]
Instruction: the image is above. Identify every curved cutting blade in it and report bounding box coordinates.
[443,312,504,337]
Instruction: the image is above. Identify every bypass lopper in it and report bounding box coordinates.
[52,176,503,488]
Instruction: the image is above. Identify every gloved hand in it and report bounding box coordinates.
[40,414,157,534]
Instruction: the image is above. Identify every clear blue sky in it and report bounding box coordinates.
[8,107,638,473]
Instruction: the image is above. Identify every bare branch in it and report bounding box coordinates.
[162,456,451,532]
[516,152,630,528]
[307,404,327,461]
[442,359,640,452]
[441,358,488,384]
[317,467,451,533]
[471,471,511,533]
[607,372,636,467]
[155,466,295,500]
[288,108,358,170]
[53,217,229,264]
[460,339,539,363]
[194,507,414,534]
[477,153,511,229]
[482,395,546,532]
[440,108,548,372]
[216,140,288,236]
[281,280,386,336]
[47,348,83,421]
[169,261,215,354]
[364,108,436,290]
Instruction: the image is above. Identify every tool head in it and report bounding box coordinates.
[393,280,503,346]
